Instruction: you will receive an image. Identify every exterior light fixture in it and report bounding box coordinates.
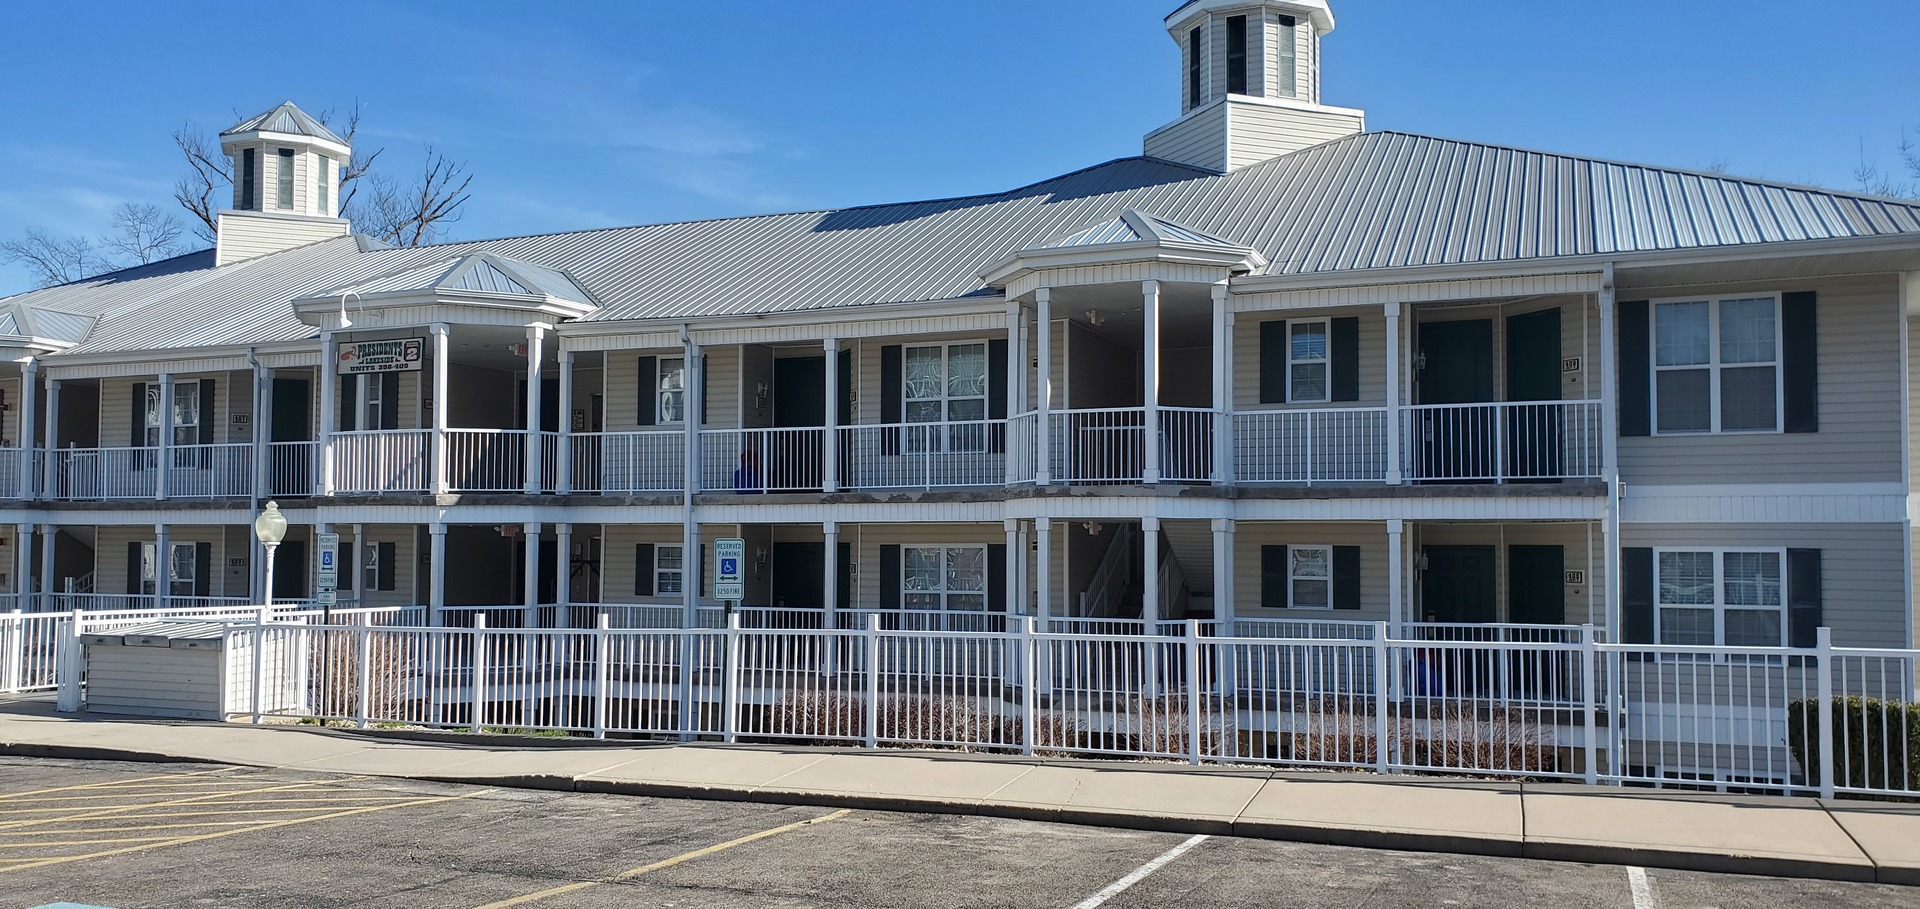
[253,501,289,608]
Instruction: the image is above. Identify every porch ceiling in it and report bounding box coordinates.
[1049,282,1215,349]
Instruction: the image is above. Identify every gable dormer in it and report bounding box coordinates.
[1146,1,1364,173]
[214,101,353,266]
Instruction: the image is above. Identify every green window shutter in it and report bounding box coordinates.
[126,541,142,596]
[837,542,853,610]
[1332,546,1361,610]
[1260,545,1289,608]
[1331,317,1360,402]
[879,544,901,610]
[1621,548,1655,646]
[1259,321,1288,403]
[339,538,355,591]
[699,355,710,426]
[338,374,358,432]
[1787,549,1823,648]
[1782,292,1818,433]
[130,383,146,449]
[988,339,1008,454]
[1617,301,1651,437]
[635,356,657,426]
[380,373,401,430]
[198,379,216,445]
[880,345,903,455]
[378,542,397,592]
[194,542,212,598]
[634,543,654,597]
[988,543,1007,613]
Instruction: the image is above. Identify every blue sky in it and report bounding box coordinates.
[2,0,1917,295]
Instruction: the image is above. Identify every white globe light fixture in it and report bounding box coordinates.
[253,501,288,609]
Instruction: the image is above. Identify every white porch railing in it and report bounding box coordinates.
[332,429,431,494]
[48,447,160,499]
[0,448,23,499]
[838,420,1008,489]
[1233,407,1391,484]
[698,427,827,492]
[268,441,317,497]
[573,431,685,495]
[1047,407,1147,484]
[1158,407,1215,483]
[444,429,526,493]
[1403,401,1604,483]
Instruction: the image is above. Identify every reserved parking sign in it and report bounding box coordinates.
[714,538,745,601]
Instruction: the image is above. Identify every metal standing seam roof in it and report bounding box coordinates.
[6,130,1920,354]
[220,101,346,144]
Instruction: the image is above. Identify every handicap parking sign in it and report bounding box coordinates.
[714,538,745,601]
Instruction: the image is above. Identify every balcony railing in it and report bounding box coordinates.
[1234,407,1391,484]
[332,429,430,494]
[572,430,685,495]
[268,441,317,497]
[47,444,253,500]
[839,420,1009,490]
[1402,401,1603,483]
[699,427,828,493]
[444,429,525,493]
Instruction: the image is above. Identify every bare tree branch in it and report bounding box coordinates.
[0,229,111,288]
[1856,129,1919,199]
[349,146,473,247]
[172,124,230,244]
[103,203,186,265]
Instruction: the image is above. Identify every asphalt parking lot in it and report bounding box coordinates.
[1,757,1915,909]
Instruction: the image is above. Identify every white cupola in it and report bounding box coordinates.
[213,101,353,265]
[1145,1,1365,173]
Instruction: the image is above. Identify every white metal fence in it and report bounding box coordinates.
[26,612,1907,799]
[332,430,431,493]
[1403,401,1604,483]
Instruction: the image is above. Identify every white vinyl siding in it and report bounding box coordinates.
[1235,522,1386,620]
[1223,99,1365,170]
[1143,101,1228,173]
[213,211,349,266]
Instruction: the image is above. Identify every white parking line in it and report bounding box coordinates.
[1068,834,1209,909]
[1627,867,1660,909]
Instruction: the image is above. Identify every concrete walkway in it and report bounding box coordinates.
[2,699,1916,886]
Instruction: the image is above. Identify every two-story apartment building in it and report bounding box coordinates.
[2,0,1918,669]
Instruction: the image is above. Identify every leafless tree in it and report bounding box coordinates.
[1855,130,1920,199]
[0,202,187,288]
[168,101,463,247]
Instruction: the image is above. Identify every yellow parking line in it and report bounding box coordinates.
[471,809,853,909]
[0,836,180,848]
[0,778,368,832]
[3,821,278,835]
[0,768,236,801]
[0,788,499,875]
[0,794,428,815]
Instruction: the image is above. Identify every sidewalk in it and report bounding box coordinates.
[1,698,1916,886]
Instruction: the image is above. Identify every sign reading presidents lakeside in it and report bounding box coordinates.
[339,338,424,374]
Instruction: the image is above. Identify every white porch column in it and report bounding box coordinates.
[428,523,447,625]
[681,522,702,628]
[153,524,169,610]
[41,374,59,500]
[429,324,450,495]
[1003,519,1020,615]
[1385,303,1404,485]
[555,523,573,607]
[155,373,173,500]
[524,324,546,495]
[1386,519,1405,636]
[251,363,271,501]
[348,524,364,605]
[1212,518,1235,631]
[522,522,542,627]
[1016,522,1031,616]
[1035,288,1053,486]
[13,524,31,609]
[1035,518,1053,629]
[37,523,54,611]
[1211,283,1234,485]
[1004,301,1023,485]
[17,358,36,500]
[683,337,702,496]
[1142,280,1162,485]
[1141,516,1160,627]
[822,522,839,627]
[823,338,840,493]
[318,332,338,496]
[557,348,574,494]
[1598,263,1620,639]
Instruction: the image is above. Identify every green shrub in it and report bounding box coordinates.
[1787,696,1920,792]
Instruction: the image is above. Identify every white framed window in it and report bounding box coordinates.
[1290,545,1332,609]
[658,358,687,424]
[902,545,988,612]
[315,154,330,215]
[276,148,295,210]
[1287,319,1330,403]
[1655,548,1786,648]
[904,341,988,452]
[140,542,197,597]
[144,383,201,448]
[655,545,684,596]
[1652,295,1782,434]
[361,374,386,430]
[362,541,384,591]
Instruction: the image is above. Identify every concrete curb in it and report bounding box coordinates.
[0,736,1909,887]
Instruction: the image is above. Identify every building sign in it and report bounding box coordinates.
[714,538,745,602]
[340,338,424,374]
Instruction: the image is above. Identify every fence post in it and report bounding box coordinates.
[1372,621,1391,776]
[1580,623,1598,786]
[593,614,610,741]
[1,610,21,694]
[470,616,488,734]
[864,614,881,748]
[723,613,741,744]
[1184,619,1203,765]
[1816,626,1836,800]
[676,628,696,742]
[1020,616,1037,756]
[56,609,84,713]
[250,612,267,725]
[354,622,372,730]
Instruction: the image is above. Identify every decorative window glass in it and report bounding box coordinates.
[276,148,295,210]
[362,540,384,590]
[140,542,196,597]
[1290,545,1332,609]
[145,383,200,448]
[655,545,684,596]
[902,546,988,612]
[658,358,687,424]
[1654,296,1780,434]
[904,343,988,452]
[1288,320,1329,403]
[1656,549,1784,648]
